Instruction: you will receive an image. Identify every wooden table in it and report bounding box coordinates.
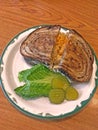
[0,1,98,130]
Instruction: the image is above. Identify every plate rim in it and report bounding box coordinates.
[0,25,98,120]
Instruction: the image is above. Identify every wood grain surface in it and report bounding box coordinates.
[0,0,98,130]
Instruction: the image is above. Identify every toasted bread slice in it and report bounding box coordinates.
[20,25,61,64]
[54,30,94,82]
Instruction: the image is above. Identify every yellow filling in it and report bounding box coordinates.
[51,32,69,68]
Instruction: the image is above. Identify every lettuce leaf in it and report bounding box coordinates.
[14,64,60,99]
[18,64,55,82]
[14,82,52,99]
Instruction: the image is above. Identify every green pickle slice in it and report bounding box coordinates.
[65,87,79,100]
[51,75,70,90]
[49,88,65,104]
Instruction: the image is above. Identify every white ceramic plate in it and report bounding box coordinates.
[0,25,98,120]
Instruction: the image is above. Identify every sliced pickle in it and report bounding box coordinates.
[65,87,79,100]
[49,88,65,104]
[51,75,70,90]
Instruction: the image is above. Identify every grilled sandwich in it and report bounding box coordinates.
[20,25,94,82]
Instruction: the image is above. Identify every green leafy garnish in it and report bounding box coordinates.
[18,64,51,82]
[15,82,52,99]
[15,64,61,99]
